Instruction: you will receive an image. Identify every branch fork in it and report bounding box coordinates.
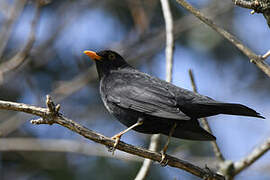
[30,95,60,125]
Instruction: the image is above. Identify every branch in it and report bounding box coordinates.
[175,0,270,78]
[233,0,262,10]
[233,137,270,175]
[232,0,270,27]
[161,0,175,83]
[0,96,225,180]
[188,69,225,162]
[262,50,270,60]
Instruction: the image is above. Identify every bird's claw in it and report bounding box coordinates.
[203,164,215,179]
[108,134,122,155]
[107,146,114,152]
[159,151,169,167]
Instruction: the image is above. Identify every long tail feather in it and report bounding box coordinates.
[193,103,264,119]
[168,120,216,141]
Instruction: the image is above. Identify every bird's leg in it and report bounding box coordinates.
[110,117,144,154]
[160,122,177,166]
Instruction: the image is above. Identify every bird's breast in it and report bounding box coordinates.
[99,78,113,114]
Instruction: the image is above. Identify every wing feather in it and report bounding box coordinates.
[104,72,190,120]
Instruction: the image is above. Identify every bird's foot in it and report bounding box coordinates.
[108,134,122,155]
[159,151,169,167]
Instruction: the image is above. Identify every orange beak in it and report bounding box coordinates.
[84,50,102,61]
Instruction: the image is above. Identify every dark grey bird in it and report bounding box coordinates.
[84,49,264,158]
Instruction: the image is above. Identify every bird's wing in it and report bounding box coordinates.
[104,71,191,120]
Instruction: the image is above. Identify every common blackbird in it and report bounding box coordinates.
[84,50,264,158]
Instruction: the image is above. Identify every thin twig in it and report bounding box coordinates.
[232,0,270,27]
[161,0,175,83]
[0,96,225,179]
[0,1,42,76]
[0,99,48,117]
[233,137,270,175]
[188,69,225,162]
[135,1,175,178]
[262,50,270,60]
[175,0,270,78]
[232,0,260,10]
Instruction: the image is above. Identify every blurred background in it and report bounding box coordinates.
[0,0,269,179]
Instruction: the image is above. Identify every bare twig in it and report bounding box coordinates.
[232,0,270,27]
[161,0,175,83]
[175,0,270,78]
[188,69,225,162]
[233,137,270,175]
[135,1,176,179]
[233,0,261,10]
[262,50,270,60]
[0,1,42,76]
[0,99,48,117]
[0,96,225,179]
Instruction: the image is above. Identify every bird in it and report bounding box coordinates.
[84,49,264,162]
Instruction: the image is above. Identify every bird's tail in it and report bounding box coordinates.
[184,103,264,119]
[170,120,216,141]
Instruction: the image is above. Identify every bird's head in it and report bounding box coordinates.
[84,50,129,79]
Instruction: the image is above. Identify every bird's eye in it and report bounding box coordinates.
[108,53,116,60]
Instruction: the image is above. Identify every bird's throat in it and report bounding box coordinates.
[95,61,131,80]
